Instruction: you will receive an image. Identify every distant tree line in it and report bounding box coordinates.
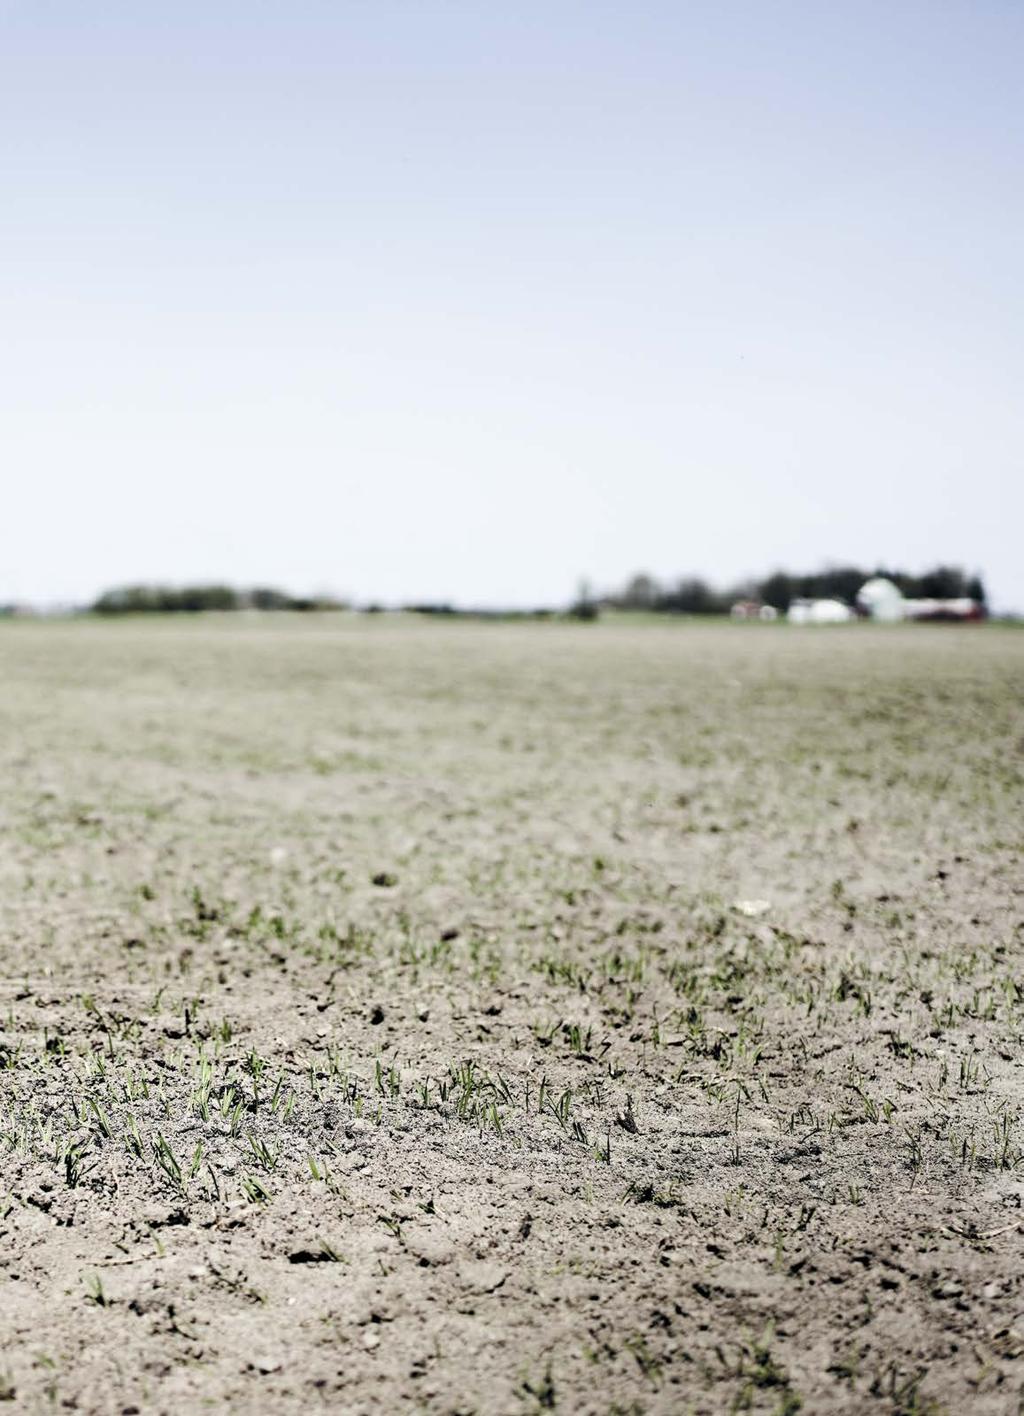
[92,585,347,614]
[77,567,989,618]
[607,565,987,615]
[401,603,558,620]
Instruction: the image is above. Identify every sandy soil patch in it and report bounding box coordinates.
[1,617,1022,1413]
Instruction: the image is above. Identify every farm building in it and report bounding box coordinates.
[730,600,778,621]
[857,577,985,622]
[787,597,855,624]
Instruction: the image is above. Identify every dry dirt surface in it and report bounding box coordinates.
[1,616,1023,1415]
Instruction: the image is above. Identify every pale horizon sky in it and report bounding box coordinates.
[2,2,1021,610]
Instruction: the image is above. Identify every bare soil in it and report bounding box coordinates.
[1,616,1023,1414]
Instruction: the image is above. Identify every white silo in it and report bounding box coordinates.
[857,577,904,622]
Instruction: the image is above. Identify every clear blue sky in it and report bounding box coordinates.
[2,1,1021,609]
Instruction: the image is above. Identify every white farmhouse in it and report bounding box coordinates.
[788,598,855,624]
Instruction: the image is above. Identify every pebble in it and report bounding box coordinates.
[456,1260,508,1294]
[734,899,771,917]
